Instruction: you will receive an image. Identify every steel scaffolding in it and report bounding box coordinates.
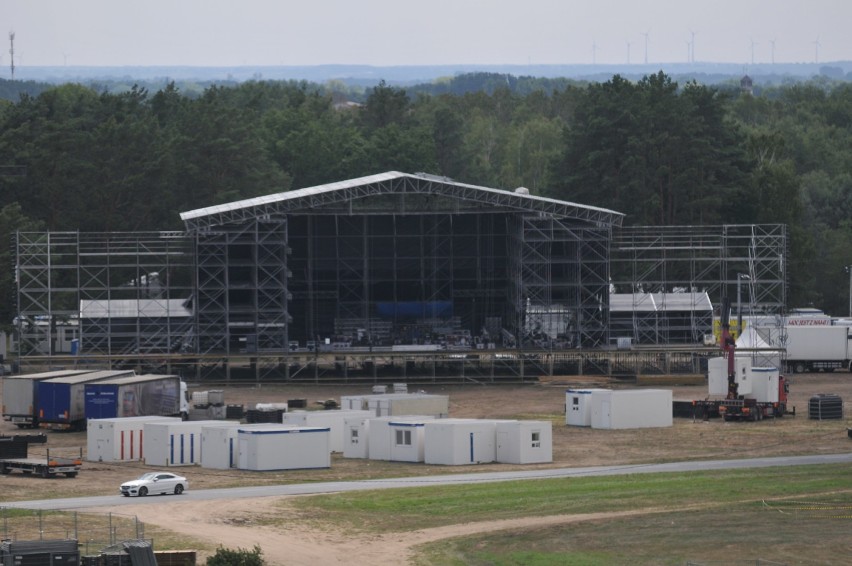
[13,173,788,381]
[610,224,788,339]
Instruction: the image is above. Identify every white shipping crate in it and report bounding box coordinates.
[367,415,436,461]
[424,419,498,465]
[143,420,238,467]
[86,416,181,462]
[565,388,608,426]
[590,389,673,430]
[237,426,330,471]
[496,420,553,464]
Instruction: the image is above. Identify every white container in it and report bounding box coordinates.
[143,420,238,466]
[237,426,330,471]
[367,393,449,418]
[200,422,242,469]
[565,388,608,426]
[709,356,753,396]
[424,419,498,465]
[340,395,369,411]
[749,367,780,403]
[200,422,284,469]
[281,410,373,453]
[86,416,181,462]
[590,389,673,430]
[388,420,428,462]
[496,420,553,464]
[367,415,436,461]
[342,415,372,459]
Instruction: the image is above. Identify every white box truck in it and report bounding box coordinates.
[777,326,852,373]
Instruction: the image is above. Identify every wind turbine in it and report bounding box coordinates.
[592,40,598,65]
[626,40,631,65]
[689,30,697,63]
[641,29,650,64]
[769,38,776,64]
[812,37,821,63]
[750,38,758,65]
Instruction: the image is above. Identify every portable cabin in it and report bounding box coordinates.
[565,388,609,426]
[424,418,498,465]
[388,420,429,462]
[281,409,373,453]
[749,367,780,403]
[589,389,673,430]
[367,415,436,461]
[708,356,753,396]
[200,422,283,469]
[495,420,553,464]
[143,419,238,466]
[86,415,181,462]
[367,393,449,418]
[342,414,373,459]
[237,425,330,471]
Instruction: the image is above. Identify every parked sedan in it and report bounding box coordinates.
[120,472,188,497]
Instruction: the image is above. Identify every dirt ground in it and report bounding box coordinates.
[3,373,852,564]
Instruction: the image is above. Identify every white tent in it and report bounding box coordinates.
[736,325,782,369]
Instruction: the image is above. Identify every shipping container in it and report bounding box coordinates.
[200,423,287,469]
[565,388,608,426]
[143,420,239,467]
[86,415,181,462]
[342,414,372,459]
[281,409,373,453]
[37,370,135,430]
[366,415,436,461]
[496,420,553,464]
[424,419,498,465]
[590,389,673,429]
[237,426,330,471]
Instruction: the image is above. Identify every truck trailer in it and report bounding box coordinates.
[84,374,188,420]
[0,434,82,478]
[2,369,96,428]
[37,370,135,430]
[773,325,852,373]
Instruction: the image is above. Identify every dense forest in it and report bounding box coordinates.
[0,71,851,326]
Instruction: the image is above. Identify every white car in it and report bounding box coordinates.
[120,472,188,497]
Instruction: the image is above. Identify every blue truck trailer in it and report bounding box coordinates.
[85,374,188,420]
[2,369,96,428]
[37,370,135,430]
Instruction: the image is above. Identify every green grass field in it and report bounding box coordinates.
[283,463,852,565]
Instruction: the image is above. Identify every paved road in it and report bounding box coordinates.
[5,452,852,511]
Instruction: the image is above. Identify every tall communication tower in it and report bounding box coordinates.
[9,31,14,80]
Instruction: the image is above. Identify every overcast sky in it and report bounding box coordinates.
[3,0,849,68]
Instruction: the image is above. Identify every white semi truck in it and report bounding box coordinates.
[767,325,852,373]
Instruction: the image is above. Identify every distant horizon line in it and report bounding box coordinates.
[8,60,852,69]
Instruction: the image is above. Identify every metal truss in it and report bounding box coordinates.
[15,231,193,360]
[181,172,624,233]
[611,224,788,325]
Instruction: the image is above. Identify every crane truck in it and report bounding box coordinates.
[694,297,794,421]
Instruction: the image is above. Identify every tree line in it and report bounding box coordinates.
[0,71,851,323]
